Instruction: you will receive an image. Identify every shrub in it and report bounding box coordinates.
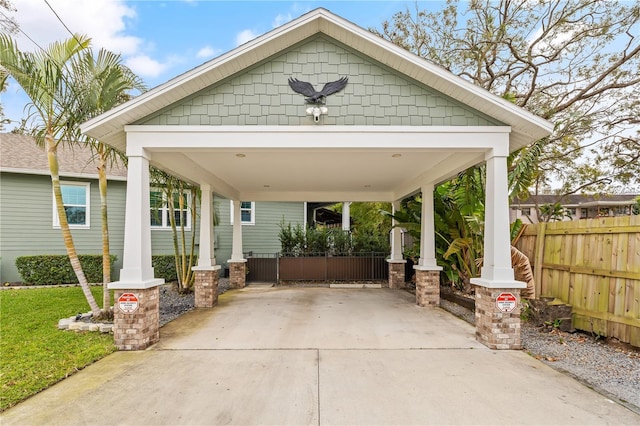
[152,254,197,282]
[15,255,117,285]
[152,255,178,282]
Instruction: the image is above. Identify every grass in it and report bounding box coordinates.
[0,286,116,411]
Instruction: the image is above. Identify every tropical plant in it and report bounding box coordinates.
[0,34,101,313]
[150,169,200,293]
[72,48,146,315]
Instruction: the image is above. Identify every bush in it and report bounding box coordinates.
[152,255,178,282]
[151,254,198,283]
[15,255,117,285]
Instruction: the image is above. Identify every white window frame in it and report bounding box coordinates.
[53,181,91,229]
[150,189,192,230]
[230,201,256,225]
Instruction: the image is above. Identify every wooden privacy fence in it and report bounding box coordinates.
[516,215,640,346]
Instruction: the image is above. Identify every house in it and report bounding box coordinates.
[80,8,553,350]
[511,194,639,224]
[0,133,304,283]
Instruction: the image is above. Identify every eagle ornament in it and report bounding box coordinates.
[288,76,348,123]
[288,76,348,105]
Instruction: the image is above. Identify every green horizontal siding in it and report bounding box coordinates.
[0,173,126,283]
[1,173,304,282]
[140,35,501,127]
[213,199,304,266]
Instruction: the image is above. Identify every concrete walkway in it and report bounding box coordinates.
[2,287,639,425]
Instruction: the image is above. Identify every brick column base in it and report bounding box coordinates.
[194,268,219,308]
[474,286,522,350]
[229,261,246,289]
[415,269,440,307]
[387,261,406,289]
[113,287,159,351]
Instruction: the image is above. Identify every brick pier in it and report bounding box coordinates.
[194,267,220,308]
[113,286,159,351]
[229,261,246,289]
[414,269,440,307]
[474,286,522,350]
[387,260,406,289]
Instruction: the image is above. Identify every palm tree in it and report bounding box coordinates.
[71,48,145,315]
[0,34,100,313]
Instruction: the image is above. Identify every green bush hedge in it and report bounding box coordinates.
[151,255,198,282]
[152,255,178,282]
[15,255,117,285]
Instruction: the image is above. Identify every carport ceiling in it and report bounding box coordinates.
[152,148,480,201]
[135,126,499,202]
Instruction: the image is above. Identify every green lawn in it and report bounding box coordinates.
[0,286,116,411]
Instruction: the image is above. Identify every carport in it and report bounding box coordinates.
[81,8,553,351]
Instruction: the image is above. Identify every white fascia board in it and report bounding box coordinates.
[123,125,512,151]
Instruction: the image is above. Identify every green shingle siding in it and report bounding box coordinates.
[140,36,501,127]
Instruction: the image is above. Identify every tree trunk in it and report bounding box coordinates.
[98,147,111,315]
[47,133,100,313]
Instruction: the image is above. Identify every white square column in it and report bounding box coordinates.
[470,149,524,289]
[193,184,220,308]
[194,185,217,269]
[387,200,406,289]
[416,184,441,271]
[228,199,247,288]
[111,151,163,289]
[389,200,404,262]
[414,184,442,307]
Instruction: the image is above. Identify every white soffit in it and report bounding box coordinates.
[81,8,553,152]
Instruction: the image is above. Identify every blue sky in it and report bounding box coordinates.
[2,0,443,129]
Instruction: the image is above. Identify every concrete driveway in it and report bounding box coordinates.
[2,287,639,425]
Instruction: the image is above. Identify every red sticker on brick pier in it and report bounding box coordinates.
[496,292,517,313]
[118,293,139,313]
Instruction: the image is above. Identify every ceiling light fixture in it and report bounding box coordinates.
[235,153,246,158]
[392,153,402,158]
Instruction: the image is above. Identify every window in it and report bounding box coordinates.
[230,201,255,225]
[53,182,90,228]
[521,207,531,216]
[150,190,191,229]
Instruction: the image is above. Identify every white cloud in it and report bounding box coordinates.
[272,13,293,28]
[196,45,220,59]
[12,0,141,55]
[235,29,259,46]
[125,55,170,79]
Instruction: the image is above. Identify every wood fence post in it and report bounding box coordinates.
[533,222,547,298]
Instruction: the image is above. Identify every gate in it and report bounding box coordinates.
[245,253,278,283]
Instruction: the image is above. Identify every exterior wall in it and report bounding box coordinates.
[0,172,126,283]
[0,172,303,283]
[140,36,501,127]
[213,199,305,266]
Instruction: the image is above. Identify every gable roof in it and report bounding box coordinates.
[81,8,553,151]
[0,133,127,180]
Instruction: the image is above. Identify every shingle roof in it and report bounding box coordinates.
[0,133,127,180]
